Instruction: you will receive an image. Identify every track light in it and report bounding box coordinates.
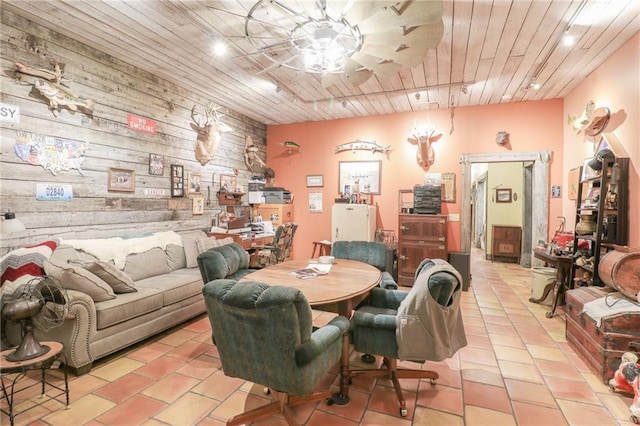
[530,81,541,90]
[275,85,282,93]
[414,92,421,100]
[461,85,468,95]
[342,101,347,108]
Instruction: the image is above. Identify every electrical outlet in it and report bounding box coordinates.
[448,213,460,222]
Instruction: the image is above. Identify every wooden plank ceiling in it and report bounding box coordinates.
[2,0,638,125]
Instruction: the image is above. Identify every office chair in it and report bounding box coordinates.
[251,222,298,268]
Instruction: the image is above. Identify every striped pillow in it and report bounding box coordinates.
[0,240,58,299]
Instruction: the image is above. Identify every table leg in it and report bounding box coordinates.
[331,332,351,405]
[529,281,555,304]
[545,266,568,318]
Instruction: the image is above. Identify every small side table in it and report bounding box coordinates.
[311,240,332,258]
[1,341,70,425]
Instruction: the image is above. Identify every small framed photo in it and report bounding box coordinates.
[192,197,204,215]
[149,153,164,175]
[220,174,237,192]
[108,168,135,192]
[496,188,512,203]
[306,175,323,187]
[187,172,202,195]
[551,185,561,198]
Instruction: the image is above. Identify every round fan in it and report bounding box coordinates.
[1,276,68,362]
[238,0,444,87]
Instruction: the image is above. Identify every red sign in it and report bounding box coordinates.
[127,114,156,134]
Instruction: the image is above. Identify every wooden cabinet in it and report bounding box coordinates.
[491,225,522,263]
[397,214,447,287]
[253,204,294,227]
[570,153,628,286]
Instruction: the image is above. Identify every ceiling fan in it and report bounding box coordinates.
[231,0,444,87]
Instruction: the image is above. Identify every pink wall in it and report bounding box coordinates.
[267,99,564,259]
[563,33,640,247]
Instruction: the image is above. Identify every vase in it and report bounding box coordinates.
[576,214,597,236]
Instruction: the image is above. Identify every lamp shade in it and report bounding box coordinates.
[1,212,26,234]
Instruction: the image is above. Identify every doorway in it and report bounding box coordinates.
[460,151,552,267]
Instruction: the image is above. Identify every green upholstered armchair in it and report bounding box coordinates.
[196,242,254,283]
[251,222,298,268]
[349,258,467,417]
[331,240,397,289]
[202,279,349,425]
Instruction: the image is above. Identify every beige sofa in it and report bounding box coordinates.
[7,230,237,375]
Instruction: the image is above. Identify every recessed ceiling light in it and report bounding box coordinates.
[213,40,227,56]
[530,81,541,90]
[502,94,512,100]
[562,33,575,46]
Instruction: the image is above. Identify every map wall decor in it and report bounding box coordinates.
[14,131,87,176]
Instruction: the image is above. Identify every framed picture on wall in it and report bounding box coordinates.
[170,164,184,197]
[108,168,135,192]
[149,153,164,175]
[496,188,512,203]
[338,160,381,195]
[187,172,202,195]
[192,197,204,215]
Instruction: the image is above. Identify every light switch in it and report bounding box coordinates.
[448,213,460,222]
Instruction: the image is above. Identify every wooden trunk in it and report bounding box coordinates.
[565,286,640,383]
[598,246,640,301]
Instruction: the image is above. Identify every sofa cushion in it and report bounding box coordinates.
[0,240,58,299]
[136,268,203,306]
[166,244,187,271]
[44,259,116,302]
[94,287,164,329]
[123,247,171,281]
[78,261,137,294]
[181,231,209,268]
[196,236,234,254]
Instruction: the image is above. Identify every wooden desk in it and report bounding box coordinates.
[241,258,381,405]
[207,232,274,250]
[532,248,573,318]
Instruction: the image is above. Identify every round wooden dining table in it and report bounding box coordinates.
[240,258,381,405]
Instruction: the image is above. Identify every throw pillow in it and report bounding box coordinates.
[0,240,58,299]
[44,259,115,302]
[181,231,208,268]
[196,237,234,254]
[76,261,136,294]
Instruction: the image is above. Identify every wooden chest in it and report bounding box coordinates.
[565,286,640,383]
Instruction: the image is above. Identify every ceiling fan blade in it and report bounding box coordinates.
[351,52,402,80]
[342,58,373,86]
[357,1,443,34]
[343,1,397,25]
[359,44,428,67]
[363,22,444,49]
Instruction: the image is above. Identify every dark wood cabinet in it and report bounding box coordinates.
[571,152,629,286]
[397,214,447,286]
[491,225,522,263]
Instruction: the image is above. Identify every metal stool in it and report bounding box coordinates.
[311,241,332,258]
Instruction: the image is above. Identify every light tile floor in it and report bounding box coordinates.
[2,249,635,425]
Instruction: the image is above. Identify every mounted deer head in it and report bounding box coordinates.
[190,102,232,166]
[407,119,442,170]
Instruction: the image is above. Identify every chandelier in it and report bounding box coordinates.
[291,19,361,74]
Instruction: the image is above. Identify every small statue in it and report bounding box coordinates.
[609,352,640,422]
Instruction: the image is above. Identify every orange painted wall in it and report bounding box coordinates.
[563,32,640,247]
[267,99,564,259]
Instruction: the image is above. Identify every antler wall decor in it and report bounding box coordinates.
[190,102,232,165]
[407,119,442,170]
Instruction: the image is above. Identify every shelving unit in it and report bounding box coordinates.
[570,150,628,287]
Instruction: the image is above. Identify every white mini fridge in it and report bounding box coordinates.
[331,204,377,242]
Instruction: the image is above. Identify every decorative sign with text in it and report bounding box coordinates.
[36,183,73,201]
[127,114,156,134]
[0,102,20,123]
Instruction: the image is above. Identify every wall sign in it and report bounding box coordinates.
[127,113,156,134]
[36,183,73,201]
[14,131,87,176]
[0,102,20,123]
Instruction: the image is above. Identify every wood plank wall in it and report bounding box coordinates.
[0,10,267,255]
